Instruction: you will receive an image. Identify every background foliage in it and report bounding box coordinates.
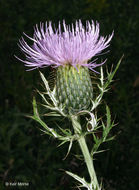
[0,0,139,189]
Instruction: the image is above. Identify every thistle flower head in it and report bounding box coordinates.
[17,20,113,71]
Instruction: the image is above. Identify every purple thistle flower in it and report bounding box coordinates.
[17,20,113,71]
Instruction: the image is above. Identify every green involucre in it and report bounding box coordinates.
[56,65,93,114]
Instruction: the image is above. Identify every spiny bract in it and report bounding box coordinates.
[56,65,93,114]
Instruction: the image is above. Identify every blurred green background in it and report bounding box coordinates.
[0,0,139,189]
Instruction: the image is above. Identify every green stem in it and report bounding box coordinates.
[71,116,99,189]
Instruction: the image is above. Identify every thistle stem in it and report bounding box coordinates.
[71,116,99,189]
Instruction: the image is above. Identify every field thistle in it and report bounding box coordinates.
[17,20,121,190]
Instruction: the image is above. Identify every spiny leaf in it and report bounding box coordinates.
[66,171,92,189]
[105,135,116,142]
[40,71,51,93]
[58,126,72,136]
[43,112,61,117]
[33,97,40,119]
[37,89,51,106]
[62,140,73,160]
[104,55,123,89]
[106,105,111,128]
[93,149,108,155]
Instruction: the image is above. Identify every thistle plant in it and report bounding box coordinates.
[17,20,122,190]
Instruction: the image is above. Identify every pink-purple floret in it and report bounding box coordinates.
[17,20,113,71]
